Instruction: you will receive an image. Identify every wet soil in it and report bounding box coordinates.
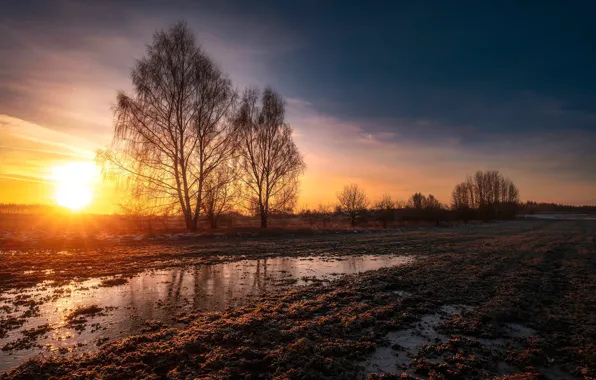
[2,220,596,379]
[0,222,508,291]
[0,255,413,372]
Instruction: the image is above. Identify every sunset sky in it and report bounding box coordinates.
[1,0,595,213]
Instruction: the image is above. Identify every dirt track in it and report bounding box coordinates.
[2,220,596,379]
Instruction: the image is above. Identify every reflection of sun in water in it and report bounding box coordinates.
[52,162,98,211]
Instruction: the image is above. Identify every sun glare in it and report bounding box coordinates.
[52,162,99,211]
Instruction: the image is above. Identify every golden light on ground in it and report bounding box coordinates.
[52,162,99,211]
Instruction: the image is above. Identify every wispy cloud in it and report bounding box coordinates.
[288,100,596,206]
[0,174,52,185]
[0,115,96,158]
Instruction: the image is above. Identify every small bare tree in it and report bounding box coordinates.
[299,206,318,228]
[97,21,236,231]
[235,87,306,228]
[375,193,395,228]
[423,194,442,210]
[316,203,333,228]
[408,192,426,209]
[337,184,369,227]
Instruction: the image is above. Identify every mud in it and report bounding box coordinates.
[0,255,414,373]
[1,220,595,379]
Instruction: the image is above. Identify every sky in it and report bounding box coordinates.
[1,0,595,213]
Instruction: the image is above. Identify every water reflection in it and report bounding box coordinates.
[0,254,414,373]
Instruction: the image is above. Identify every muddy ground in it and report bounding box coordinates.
[2,219,596,379]
[0,221,534,290]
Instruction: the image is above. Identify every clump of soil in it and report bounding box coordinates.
[65,305,104,322]
[99,277,128,287]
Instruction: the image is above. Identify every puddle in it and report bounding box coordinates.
[362,304,473,375]
[504,323,537,339]
[0,254,414,373]
[361,306,571,379]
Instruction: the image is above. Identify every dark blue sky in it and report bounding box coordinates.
[252,1,596,132]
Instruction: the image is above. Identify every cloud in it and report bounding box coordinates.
[287,99,596,206]
[0,174,52,185]
[0,115,96,158]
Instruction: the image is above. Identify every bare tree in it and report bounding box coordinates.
[299,206,318,228]
[235,87,306,228]
[452,170,520,219]
[337,184,369,227]
[202,163,240,229]
[408,192,426,209]
[316,203,333,228]
[423,194,442,210]
[96,22,236,231]
[375,193,395,228]
[451,180,476,210]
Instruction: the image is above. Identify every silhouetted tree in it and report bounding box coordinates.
[235,87,306,228]
[97,21,236,231]
[299,207,318,228]
[408,192,426,209]
[423,194,442,210]
[337,184,369,227]
[375,193,395,228]
[405,193,444,223]
[451,181,475,210]
[451,171,520,220]
[316,204,333,228]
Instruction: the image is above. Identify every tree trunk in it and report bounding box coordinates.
[259,202,268,228]
[185,215,197,232]
[209,212,218,229]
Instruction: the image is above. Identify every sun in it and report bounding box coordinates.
[52,162,98,211]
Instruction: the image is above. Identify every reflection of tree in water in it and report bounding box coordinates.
[190,265,228,310]
[126,256,408,317]
[340,257,359,274]
[166,269,185,303]
[252,258,268,293]
[125,273,166,328]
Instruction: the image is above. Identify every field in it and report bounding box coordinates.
[1,219,595,379]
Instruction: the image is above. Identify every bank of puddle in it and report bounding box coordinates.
[362,303,573,379]
[0,254,414,373]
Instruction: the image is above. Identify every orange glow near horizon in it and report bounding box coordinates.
[52,162,99,211]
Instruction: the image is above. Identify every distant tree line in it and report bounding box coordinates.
[298,170,522,228]
[0,203,56,215]
[520,201,596,215]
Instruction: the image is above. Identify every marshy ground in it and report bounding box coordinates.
[1,219,595,379]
